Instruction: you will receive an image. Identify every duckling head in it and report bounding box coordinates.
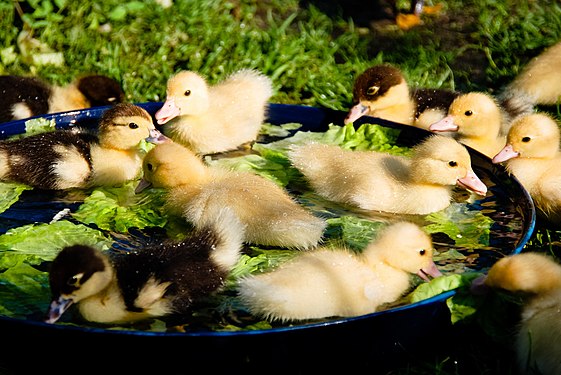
[75,75,125,107]
[365,222,442,281]
[136,141,207,192]
[97,103,156,151]
[430,92,503,137]
[155,71,210,125]
[493,113,561,163]
[46,245,114,324]
[345,64,408,124]
[410,135,488,196]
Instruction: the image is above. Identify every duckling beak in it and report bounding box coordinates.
[344,103,369,124]
[146,128,170,144]
[492,144,519,164]
[135,178,152,193]
[429,115,459,133]
[45,296,74,324]
[155,98,181,125]
[457,169,487,196]
[417,260,442,281]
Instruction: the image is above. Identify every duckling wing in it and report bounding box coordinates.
[412,87,459,119]
[0,76,51,122]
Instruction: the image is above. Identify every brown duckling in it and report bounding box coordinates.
[0,74,125,123]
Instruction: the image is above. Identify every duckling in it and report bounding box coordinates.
[0,74,125,123]
[492,112,561,224]
[0,103,157,190]
[344,64,459,129]
[237,221,442,321]
[428,92,508,158]
[155,69,273,155]
[135,140,327,249]
[498,40,561,117]
[45,208,244,325]
[474,252,561,375]
[288,135,487,215]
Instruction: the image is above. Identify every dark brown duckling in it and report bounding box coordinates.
[0,74,125,123]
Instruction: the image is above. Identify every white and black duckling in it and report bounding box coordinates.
[45,208,244,325]
[0,102,157,190]
[473,252,561,375]
[135,139,327,250]
[237,221,442,321]
[492,112,561,224]
[0,74,125,123]
[288,135,487,215]
[155,69,273,155]
[498,40,561,118]
[429,92,508,158]
[344,64,460,129]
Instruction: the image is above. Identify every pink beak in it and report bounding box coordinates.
[344,103,369,124]
[492,144,519,164]
[417,260,442,282]
[155,98,181,125]
[429,115,459,133]
[457,169,487,196]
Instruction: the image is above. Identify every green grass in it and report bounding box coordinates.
[2,0,561,373]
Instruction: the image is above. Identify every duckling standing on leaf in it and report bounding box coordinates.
[45,208,244,325]
[0,103,159,190]
[473,252,561,375]
[155,69,273,155]
[237,221,442,321]
[135,139,326,250]
[0,74,125,123]
[492,112,561,225]
[288,135,487,215]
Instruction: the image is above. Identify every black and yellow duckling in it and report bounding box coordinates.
[46,208,244,325]
[0,102,158,190]
[0,74,125,123]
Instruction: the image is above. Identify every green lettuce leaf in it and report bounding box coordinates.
[0,182,33,214]
[0,262,50,318]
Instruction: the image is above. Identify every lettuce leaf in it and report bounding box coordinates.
[0,182,33,215]
[0,262,50,318]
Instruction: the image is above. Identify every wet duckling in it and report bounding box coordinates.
[46,208,244,325]
[0,74,125,123]
[135,140,327,249]
[237,221,442,322]
[499,40,561,116]
[429,92,508,158]
[288,135,487,215]
[0,103,157,190]
[474,252,561,375]
[492,112,561,224]
[344,64,459,129]
[155,69,273,155]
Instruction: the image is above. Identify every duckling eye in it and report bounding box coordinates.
[448,161,458,167]
[128,122,139,129]
[464,110,473,116]
[522,136,531,142]
[67,273,83,287]
[419,249,426,256]
[366,86,379,96]
[146,163,153,171]
[184,90,191,97]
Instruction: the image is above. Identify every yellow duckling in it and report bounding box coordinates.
[237,221,442,322]
[0,103,158,190]
[0,74,125,123]
[46,208,244,325]
[135,139,327,250]
[288,135,487,215]
[429,92,508,158]
[475,252,561,375]
[344,64,459,129]
[155,69,273,155]
[492,112,561,224]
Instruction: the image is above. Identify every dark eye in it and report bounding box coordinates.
[129,122,139,129]
[448,161,458,167]
[522,136,531,142]
[67,275,80,287]
[419,249,426,256]
[366,86,379,96]
[146,163,153,171]
[184,90,191,96]
[464,110,473,116]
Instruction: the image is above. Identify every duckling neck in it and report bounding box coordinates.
[370,82,416,125]
[49,84,89,113]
